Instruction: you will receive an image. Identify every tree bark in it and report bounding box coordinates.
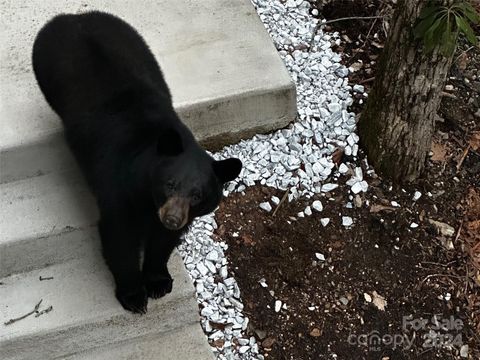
[358,0,453,183]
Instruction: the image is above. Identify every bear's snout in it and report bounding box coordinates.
[158,196,189,230]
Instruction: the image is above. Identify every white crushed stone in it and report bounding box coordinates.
[413,191,422,201]
[342,216,353,227]
[304,205,312,216]
[259,202,272,212]
[312,200,323,212]
[274,300,282,313]
[410,222,419,228]
[364,293,372,303]
[338,163,349,174]
[177,1,369,358]
[315,253,325,261]
[321,183,339,193]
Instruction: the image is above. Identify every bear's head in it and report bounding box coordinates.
[150,128,242,231]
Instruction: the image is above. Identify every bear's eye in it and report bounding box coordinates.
[166,181,176,191]
[192,191,202,203]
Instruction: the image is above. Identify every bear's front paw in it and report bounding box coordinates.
[116,287,148,314]
[145,276,173,299]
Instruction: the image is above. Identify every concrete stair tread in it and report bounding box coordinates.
[0,0,295,158]
[0,168,98,277]
[67,324,214,360]
[0,168,95,245]
[0,252,200,359]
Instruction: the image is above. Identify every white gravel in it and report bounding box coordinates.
[177,1,368,359]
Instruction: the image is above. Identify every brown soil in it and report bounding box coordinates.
[211,1,480,359]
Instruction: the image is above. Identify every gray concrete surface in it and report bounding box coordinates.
[0,252,200,360]
[67,324,214,360]
[0,168,97,277]
[0,0,296,183]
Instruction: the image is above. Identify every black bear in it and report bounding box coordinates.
[32,11,242,313]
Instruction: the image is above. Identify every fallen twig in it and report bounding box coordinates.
[4,299,42,326]
[272,190,289,217]
[455,46,475,63]
[35,306,53,318]
[421,273,462,284]
[322,15,384,25]
[454,218,464,243]
[309,16,384,50]
[441,91,457,99]
[420,260,457,268]
[359,77,376,85]
[456,145,470,172]
[360,17,379,48]
[39,276,54,281]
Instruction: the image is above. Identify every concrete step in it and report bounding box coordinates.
[0,252,207,360]
[66,323,214,360]
[0,0,296,184]
[0,168,97,277]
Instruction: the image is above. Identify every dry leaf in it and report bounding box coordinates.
[262,337,276,348]
[430,142,447,162]
[457,52,469,71]
[309,328,322,337]
[370,204,397,213]
[212,338,225,348]
[466,220,480,232]
[372,291,387,311]
[241,234,255,246]
[209,321,229,330]
[332,148,344,165]
[350,62,363,72]
[469,131,480,151]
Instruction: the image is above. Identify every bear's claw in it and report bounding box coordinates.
[117,288,148,314]
[146,277,173,299]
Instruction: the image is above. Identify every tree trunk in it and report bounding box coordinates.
[358,0,453,183]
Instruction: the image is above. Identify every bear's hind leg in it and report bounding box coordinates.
[99,216,148,313]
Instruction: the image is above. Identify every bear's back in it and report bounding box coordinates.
[32,11,171,120]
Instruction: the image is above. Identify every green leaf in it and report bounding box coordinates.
[456,14,478,45]
[414,13,439,39]
[460,3,480,24]
[423,17,443,53]
[440,17,457,57]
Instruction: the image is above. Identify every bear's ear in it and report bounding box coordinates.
[213,158,242,183]
[157,128,183,156]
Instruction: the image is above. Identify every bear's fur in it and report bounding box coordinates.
[32,11,242,313]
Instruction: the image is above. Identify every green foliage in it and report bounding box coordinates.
[414,1,480,56]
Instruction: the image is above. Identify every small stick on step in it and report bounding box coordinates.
[272,190,289,217]
[4,299,43,326]
[39,276,54,281]
[35,306,53,318]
